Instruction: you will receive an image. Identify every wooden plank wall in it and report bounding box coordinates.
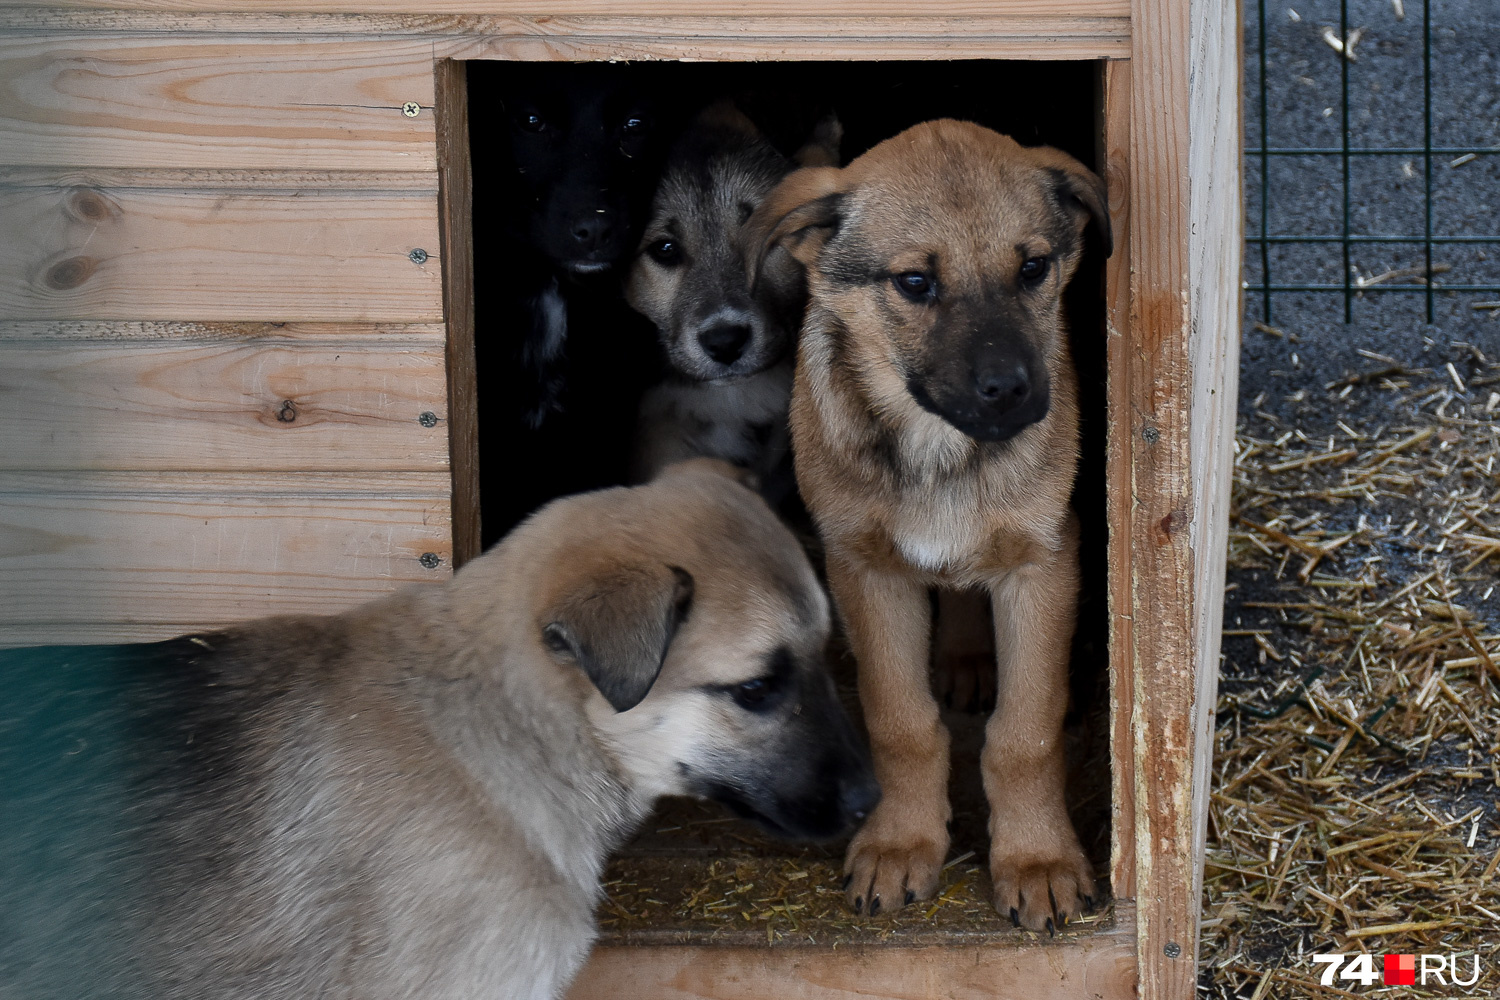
[0,33,453,645]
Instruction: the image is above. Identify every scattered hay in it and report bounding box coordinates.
[1205,348,1500,997]
[598,851,1112,947]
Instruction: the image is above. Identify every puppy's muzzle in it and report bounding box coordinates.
[698,322,752,365]
[568,207,618,258]
[907,322,1052,442]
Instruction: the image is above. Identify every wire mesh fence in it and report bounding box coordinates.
[1246,0,1500,328]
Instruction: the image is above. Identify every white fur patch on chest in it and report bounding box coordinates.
[891,500,981,572]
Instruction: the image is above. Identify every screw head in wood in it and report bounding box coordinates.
[402,102,422,118]
[418,411,438,428]
[408,248,429,265]
[1164,941,1182,959]
[419,552,441,569]
[1142,425,1160,444]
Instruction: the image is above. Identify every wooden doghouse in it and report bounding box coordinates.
[0,2,1240,998]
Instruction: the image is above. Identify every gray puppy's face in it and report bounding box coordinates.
[625,110,803,382]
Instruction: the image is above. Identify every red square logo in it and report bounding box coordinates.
[1384,954,1416,985]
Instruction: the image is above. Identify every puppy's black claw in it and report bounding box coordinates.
[904,889,916,906]
[854,896,864,914]
[1046,917,1056,937]
[842,874,853,891]
[869,896,881,917]
[1010,907,1021,928]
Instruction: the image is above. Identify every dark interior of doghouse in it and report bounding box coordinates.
[465,59,1113,944]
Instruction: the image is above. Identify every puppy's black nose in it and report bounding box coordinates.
[698,323,752,364]
[975,365,1031,413]
[570,211,615,252]
[839,771,881,823]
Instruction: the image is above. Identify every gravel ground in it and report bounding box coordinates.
[1242,0,1500,412]
[1204,1,1500,994]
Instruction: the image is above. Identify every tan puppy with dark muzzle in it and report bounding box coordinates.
[748,120,1111,933]
[0,460,877,1000]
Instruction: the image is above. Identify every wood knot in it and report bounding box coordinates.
[45,255,97,290]
[276,400,298,423]
[68,189,114,222]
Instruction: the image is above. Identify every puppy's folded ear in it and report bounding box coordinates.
[1036,149,1113,258]
[746,166,846,291]
[541,564,695,712]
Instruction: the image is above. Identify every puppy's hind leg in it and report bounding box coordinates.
[828,547,951,917]
[982,516,1095,933]
[931,588,996,713]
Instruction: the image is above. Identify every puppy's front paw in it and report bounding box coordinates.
[990,844,1096,933]
[843,810,948,917]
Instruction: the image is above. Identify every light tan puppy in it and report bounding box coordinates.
[749,120,1111,932]
[1,460,877,1000]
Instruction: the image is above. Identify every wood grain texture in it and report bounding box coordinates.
[6,1,1126,17]
[441,23,1128,61]
[1184,0,1242,975]
[0,183,443,322]
[0,325,449,471]
[0,167,440,191]
[0,11,1130,60]
[0,34,436,171]
[1101,56,1136,906]
[1124,0,1240,996]
[434,59,479,569]
[568,923,1137,1000]
[0,471,452,645]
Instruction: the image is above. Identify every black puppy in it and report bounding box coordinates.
[470,63,682,544]
[471,63,675,426]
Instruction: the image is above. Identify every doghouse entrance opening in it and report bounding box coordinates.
[458,58,1113,945]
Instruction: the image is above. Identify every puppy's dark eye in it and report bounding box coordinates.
[621,115,649,135]
[517,112,546,133]
[732,678,773,711]
[893,271,935,301]
[648,239,681,266]
[541,624,572,655]
[1020,257,1049,282]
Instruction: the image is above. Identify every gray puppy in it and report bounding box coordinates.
[627,103,839,490]
[0,460,878,1000]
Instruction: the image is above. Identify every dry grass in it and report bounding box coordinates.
[1204,349,1500,997]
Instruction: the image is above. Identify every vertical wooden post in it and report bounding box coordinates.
[1103,55,1137,907]
[1124,0,1241,998]
[434,58,481,567]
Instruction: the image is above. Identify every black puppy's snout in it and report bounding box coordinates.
[976,364,1030,411]
[698,323,752,364]
[840,771,882,822]
[570,210,616,251]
